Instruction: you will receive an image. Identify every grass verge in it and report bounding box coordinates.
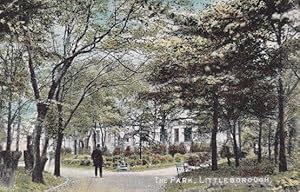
[62,161,175,172]
[164,158,300,192]
[0,167,65,192]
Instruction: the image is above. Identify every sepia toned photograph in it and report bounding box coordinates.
[0,0,299,191]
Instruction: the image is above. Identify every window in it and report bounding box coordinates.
[174,129,179,143]
[184,128,192,142]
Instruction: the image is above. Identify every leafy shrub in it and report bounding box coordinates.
[113,147,121,155]
[151,158,160,165]
[190,143,210,153]
[78,147,90,155]
[112,155,121,163]
[178,143,187,154]
[102,146,111,156]
[142,155,151,163]
[61,147,72,155]
[124,146,133,157]
[165,155,174,163]
[104,162,112,167]
[168,144,178,157]
[239,159,275,176]
[128,159,136,167]
[158,155,168,163]
[137,159,149,166]
[198,152,210,163]
[131,155,140,160]
[79,159,91,166]
[82,155,89,160]
[113,162,118,168]
[220,145,233,158]
[187,154,200,166]
[174,154,184,162]
[62,159,80,165]
[104,156,113,162]
[143,147,152,155]
[168,143,187,156]
[151,144,166,155]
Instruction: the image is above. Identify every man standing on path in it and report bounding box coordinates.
[91,144,103,178]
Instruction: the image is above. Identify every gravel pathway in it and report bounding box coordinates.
[50,166,177,192]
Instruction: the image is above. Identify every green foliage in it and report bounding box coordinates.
[174,153,186,163]
[61,147,72,155]
[190,142,210,153]
[151,144,167,155]
[0,167,64,192]
[186,152,210,166]
[187,154,200,166]
[239,159,275,176]
[78,148,91,155]
[124,146,133,157]
[168,143,187,156]
[220,145,233,158]
[62,154,92,167]
[112,147,121,156]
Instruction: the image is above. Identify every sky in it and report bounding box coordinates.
[192,0,215,9]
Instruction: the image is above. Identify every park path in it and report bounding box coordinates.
[48,166,177,192]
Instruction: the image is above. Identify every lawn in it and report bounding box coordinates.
[61,153,178,172]
[0,167,65,192]
[164,157,300,192]
[61,143,212,172]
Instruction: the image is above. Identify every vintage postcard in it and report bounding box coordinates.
[0,0,299,191]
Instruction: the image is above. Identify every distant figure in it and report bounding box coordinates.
[91,144,103,177]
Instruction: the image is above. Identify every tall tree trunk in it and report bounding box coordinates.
[85,135,90,150]
[32,103,47,183]
[41,127,49,171]
[287,126,295,157]
[54,104,64,177]
[93,130,97,150]
[6,94,12,151]
[257,118,263,163]
[100,125,107,150]
[231,120,239,167]
[278,77,287,172]
[54,127,63,177]
[24,135,34,171]
[211,93,218,171]
[238,120,242,153]
[160,112,166,145]
[94,122,97,149]
[268,122,272,160]
[139,135,142,160]
[15,101,21,152]
[79,140,84,149]
[74,139,78,155]
[274,128,279,164]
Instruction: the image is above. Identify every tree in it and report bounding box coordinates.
[0,0,43,36]
[147,34,227,170]
[15,0,151,182]
[181,0,299,171]
[0,36,30,152]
